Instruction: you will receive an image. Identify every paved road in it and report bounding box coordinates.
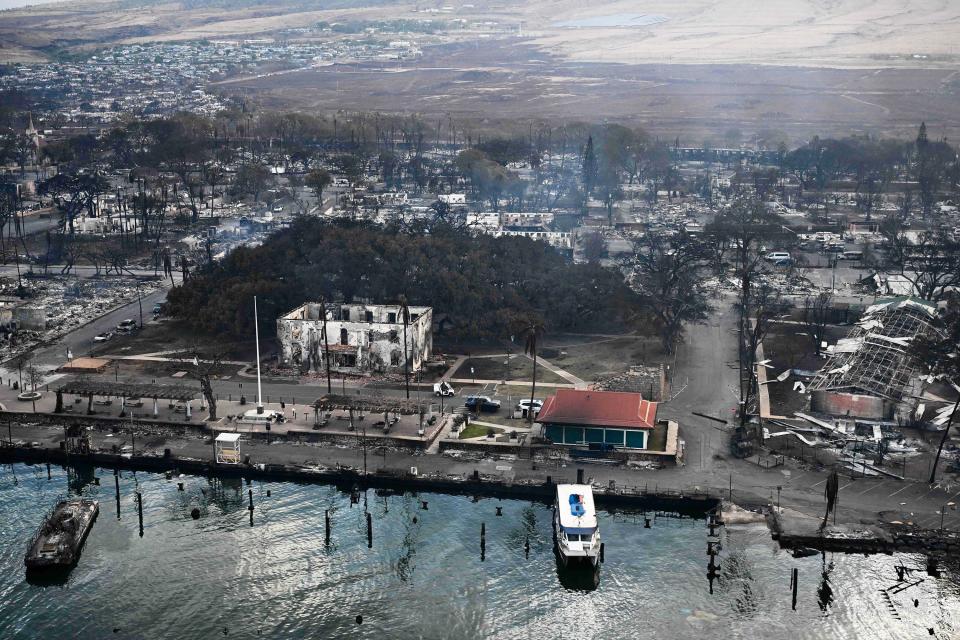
[0,265,171,280]
[658,299,740,471]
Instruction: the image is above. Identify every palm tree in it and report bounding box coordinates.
[522,317,546,428]
[399,296,411,400]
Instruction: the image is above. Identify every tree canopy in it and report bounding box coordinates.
[166,218,645,341]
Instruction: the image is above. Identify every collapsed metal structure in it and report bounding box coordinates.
[808,297,941,419]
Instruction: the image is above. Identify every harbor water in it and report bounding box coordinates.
[0,463,957,639]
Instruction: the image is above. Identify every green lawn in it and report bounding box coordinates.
[458,424,503,440]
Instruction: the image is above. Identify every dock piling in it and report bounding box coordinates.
[136,492,143,537]
[480,522,486,561]
[46,462,50,480]
[325,509,331,545]
[524,535,530,559]
[792,568,799,610]
[600,542,605,563]
[115,473,121,519]
[248,489,254,526]
[366,511,373,548]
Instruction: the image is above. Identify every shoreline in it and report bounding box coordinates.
[2,428,959,560]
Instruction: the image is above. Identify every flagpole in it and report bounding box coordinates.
[254,296,263,414]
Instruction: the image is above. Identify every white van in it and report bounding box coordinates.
[764,251,791,263]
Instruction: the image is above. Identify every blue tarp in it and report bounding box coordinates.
[569,494,585,517]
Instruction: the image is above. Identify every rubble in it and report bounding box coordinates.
[0,276,162,362]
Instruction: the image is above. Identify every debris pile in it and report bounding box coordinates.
[593,365,666,401]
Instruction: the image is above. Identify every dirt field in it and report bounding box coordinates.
[2,0,958,139]
[230,42,960,141]
[452,356,566,385]
[538,333,671,382]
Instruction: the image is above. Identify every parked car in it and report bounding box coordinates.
[840,250,863,261]
[116,318,138,333]
[93,331,113,343]
[516,399,544,415]
[464,395,501,412]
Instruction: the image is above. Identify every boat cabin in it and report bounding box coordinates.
[555,483,599,546]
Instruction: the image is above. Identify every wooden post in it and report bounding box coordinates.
[114,472,121,519]
[136,491,143,537]
[366,511,373,548]
[792,568,799,610]
[325,509,331,546]
[480,522,486,561]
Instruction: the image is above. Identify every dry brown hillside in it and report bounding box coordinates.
[2,0,958,68]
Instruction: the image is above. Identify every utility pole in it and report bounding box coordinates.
[254,296,263,414]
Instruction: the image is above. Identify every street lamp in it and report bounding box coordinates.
[122,267,144,328]
[416,369,423,437]
[941,502,955,534]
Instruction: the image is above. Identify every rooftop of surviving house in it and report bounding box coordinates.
[536,389,658,429]
[808,297,942,401]
[281,303,431,324]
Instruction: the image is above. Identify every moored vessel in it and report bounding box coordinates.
[554,484,600,566]
[25,499,99,573]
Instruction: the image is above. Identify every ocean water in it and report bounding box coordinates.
[0,463,957,639]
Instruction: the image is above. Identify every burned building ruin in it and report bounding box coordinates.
[277,302,432,375]
[808,297,941,420]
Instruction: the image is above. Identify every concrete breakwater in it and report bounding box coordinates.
[766,508,960,558]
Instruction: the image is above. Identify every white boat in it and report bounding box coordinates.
[554,484,600,566]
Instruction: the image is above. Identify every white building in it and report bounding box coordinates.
[277,302,432,374]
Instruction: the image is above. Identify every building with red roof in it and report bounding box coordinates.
[536,389,658,450]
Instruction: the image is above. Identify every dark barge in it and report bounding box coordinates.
[24,499,99,573]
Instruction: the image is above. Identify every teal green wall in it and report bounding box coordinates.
[543,424,648,449]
